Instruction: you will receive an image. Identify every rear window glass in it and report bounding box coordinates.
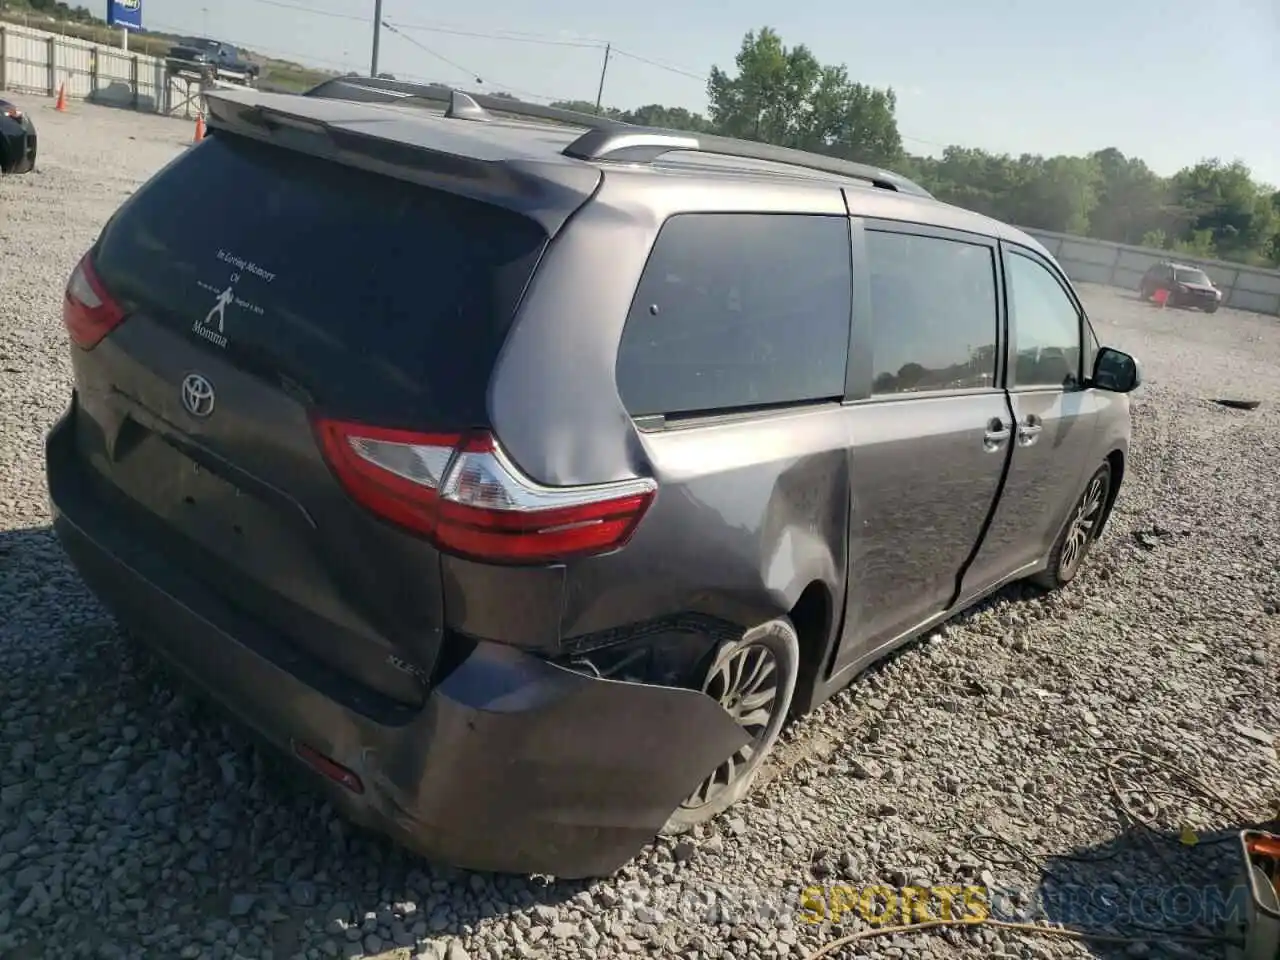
[93,132,548,428]
[616,213,852,418]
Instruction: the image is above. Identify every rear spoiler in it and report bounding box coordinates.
[304,76,935,198]
[201,87,602,236]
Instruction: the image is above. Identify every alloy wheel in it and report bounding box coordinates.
[682,642,780,810]
[1060,471,1109,579]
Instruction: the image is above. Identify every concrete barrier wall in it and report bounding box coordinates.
[1022,227,1280,317]
[0,22,204,118]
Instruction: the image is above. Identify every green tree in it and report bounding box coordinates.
[548,100,622,119]
[1171,229,1218,259]
[1169,160,1276,260]
[706,27,903,167]
[916,147,1027,221]
[509,30,1277,269]
[619,103,713,133]
[912,150,1100,236]
[1088,148,1172,244]
[1009,154,1102,235]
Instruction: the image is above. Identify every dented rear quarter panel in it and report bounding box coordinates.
[486,170,852,645]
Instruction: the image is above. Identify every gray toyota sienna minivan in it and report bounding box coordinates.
[45,77,1141,879]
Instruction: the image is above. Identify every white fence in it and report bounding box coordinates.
[0,22,204,118]
[1021,228,1280,317]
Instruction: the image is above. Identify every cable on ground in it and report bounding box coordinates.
[802,916,1234,959]
[801,746,1274,958]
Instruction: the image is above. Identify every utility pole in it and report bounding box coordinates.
[370,0,383,77]
[594,42,610,113]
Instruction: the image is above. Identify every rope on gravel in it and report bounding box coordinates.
[802,916,1233,959]
[802,747,1271,958]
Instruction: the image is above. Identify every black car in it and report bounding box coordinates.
[1138,260,1222,313]
[0,98,37,175]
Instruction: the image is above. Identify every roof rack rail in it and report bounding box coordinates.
[562,127,931,197]
[303,75,933,198]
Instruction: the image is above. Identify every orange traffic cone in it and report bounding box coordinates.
[193,112,205,142]
[54,82,67,113]
[1153,287,1169,309]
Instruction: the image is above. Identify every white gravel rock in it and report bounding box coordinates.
[2,96,1278,960]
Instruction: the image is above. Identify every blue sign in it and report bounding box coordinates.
[106,0,143,31]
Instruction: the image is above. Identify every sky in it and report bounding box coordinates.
[141,0,1279,186]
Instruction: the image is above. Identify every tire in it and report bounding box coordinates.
[1032,462,1112,590]
[1206,303,1219,314]
[659,617,800,836]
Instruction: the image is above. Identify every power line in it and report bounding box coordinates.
[379,21,483,83]
[162,0,948,145]
[380,20,564,103]
[239,0,606,49]
[243,0,364,22]
[242,0,364,22]
[384,20,604,50]
[389,18,609,47]
[610,47,707,83]
[145,17,355,71]
[601,48,942,147]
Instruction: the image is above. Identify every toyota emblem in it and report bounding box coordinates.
[181,372,216,418]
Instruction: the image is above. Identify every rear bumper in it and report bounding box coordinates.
[1171,289,1220,309]
[46,399,748,878]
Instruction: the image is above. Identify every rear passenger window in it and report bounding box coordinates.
[865,231,999,395]
[615,214,852,418]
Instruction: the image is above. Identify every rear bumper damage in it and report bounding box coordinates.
[46,404,748,878]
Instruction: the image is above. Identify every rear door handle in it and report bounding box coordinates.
[983,419,1010,451]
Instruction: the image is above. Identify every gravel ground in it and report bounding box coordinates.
[2,96,1278,960]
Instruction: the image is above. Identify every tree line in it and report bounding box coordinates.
[0,0,100,26]
[552,27,1279,269]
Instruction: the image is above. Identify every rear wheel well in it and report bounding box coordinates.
[1099,450,1124,535]
[787,581,832,719]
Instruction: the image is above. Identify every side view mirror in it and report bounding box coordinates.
[1091,346,1142,393]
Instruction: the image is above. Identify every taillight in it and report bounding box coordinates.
[435,434,657,562]
[63,253,126,349]
[314,421,457,537]
[314,420,656,564]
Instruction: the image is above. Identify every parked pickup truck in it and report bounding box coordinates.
[166,38,260,82]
